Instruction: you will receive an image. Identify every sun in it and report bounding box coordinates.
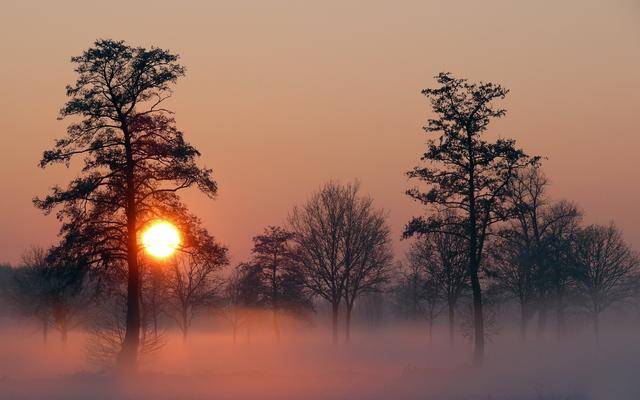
[142,220,181,258]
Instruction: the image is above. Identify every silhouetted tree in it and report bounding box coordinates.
[164,218,227,342]
[35,39,218,370]
[392,261,442,343]
[245,226,313,342]
[488,167,581,340]
[340,188,393,343]
[290,182,391,343]
[408,219,468,346]
[289,182,349,344]
[10,246,96,344]
[140,264,169,339]
[404,73,538,365]
[573,223,638,340]
[218,268,249,344]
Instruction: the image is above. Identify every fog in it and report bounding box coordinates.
[0,314,638,400]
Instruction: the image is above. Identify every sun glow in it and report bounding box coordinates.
[142,221,181,258]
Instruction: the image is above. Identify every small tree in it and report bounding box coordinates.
[12,247,95,344]
[408,220,468,346]
[487,167,581,340]
[245,226,312,342]
[404,73,538,365]
[573,223,638,340]
[341,189,393,343]
[392,261,442,343]
[218,268,249,344]
[164,220,227,342]
[289,182,350,344]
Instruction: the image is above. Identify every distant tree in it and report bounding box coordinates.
[0,263,13,318]
[35,39,219,369]
[244,226,313,342]
[488,167,581,340]
[392,261,442,343]
[11,248,52,342]
[573,223,638,340]
[408,219,468,346]
[290,181,391,343]
[164,220,227,342]
[140,264,169,339]
[340,190,393,343]
[11,247,95,344]
[289,182,349,344]
[218,268,249,344]
[392,262,426,319]
[404,73,538,365]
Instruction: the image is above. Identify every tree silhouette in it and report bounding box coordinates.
[238,226,313,342]
[35,39,218,370]
[290,182,392,344]
[404,73,538,365]
[408,218,468,346]
[487,167,581,340]
[573,223,639,340]
[164,219,227,342]
[340,189,393,343]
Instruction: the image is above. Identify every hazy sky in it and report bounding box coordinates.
[0,0,638,265]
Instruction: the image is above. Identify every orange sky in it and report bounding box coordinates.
[1,0,639,265]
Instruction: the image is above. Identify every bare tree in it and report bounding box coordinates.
[488,167,581,340]
[341,190,393,343]
[217,268,248,344]
[408,221,468,346]
[289,182,350,344]
[140,265,169,339]
[165,250,226,342]
[289,181,392,343]
[392,261,442,343]
[573,223,638,340]
[12,246,96,344]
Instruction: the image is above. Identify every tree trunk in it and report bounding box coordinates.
[182,307,189,343]
[448,302,455,347]
[519,302,528,342]
[42,317,48,345]
[273,309,281,343]
[345,304,352,344]
[117,130,141,372]
[232,324,237,344]
[469,262,484,366]
[556,304,566,341]
[467,191,484,366]
[428,318,433,345]
[331,301,339,345]
[593,312,600,344]
[537,301,547,339]
[152,304,159,339]
[60,322,68,345]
